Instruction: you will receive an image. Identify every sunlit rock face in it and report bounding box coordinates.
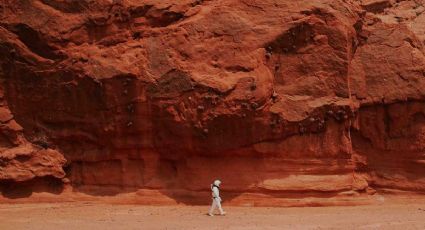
[0,0,424,205]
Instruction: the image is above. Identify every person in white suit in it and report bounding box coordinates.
[208,179,226,216]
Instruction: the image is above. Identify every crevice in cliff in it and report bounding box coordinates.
[264,21,315,55]
[1,23,64,61]
[145,10,185,28]
[40,0,90,13]
[361,0,392,14]
[352,11,368,50]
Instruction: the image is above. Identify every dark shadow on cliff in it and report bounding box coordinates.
[0,176,64,199]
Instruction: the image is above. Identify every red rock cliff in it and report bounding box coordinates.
[0,0,425,205]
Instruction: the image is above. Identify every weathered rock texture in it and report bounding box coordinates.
[0,0,425,205]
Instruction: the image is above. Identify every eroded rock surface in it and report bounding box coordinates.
[0,0,424,205]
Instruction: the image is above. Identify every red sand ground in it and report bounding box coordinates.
[1,198,425,230]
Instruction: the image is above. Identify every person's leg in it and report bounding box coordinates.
[208,199,216,216]
[216,199,226,215]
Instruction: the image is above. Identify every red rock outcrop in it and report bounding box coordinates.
[0,0,424,205]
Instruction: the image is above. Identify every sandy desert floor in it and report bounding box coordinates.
[1,200,425,230]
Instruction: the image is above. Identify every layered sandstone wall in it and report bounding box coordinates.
[0,0,424,205]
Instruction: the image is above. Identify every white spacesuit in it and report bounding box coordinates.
[208,180,226,216]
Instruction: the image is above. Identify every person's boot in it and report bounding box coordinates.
[208,213,214,216]
[219,211,226,216]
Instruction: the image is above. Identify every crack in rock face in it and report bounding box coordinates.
[0,0,425,205]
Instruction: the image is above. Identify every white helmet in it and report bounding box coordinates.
[213,180,221,187]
